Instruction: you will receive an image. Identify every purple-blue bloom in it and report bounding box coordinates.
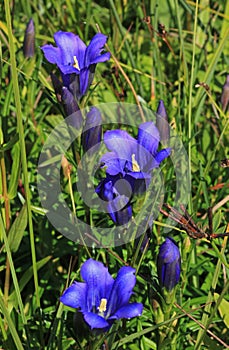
[41,31,110,98]
[157,237,181,291]
[82,107,102,154]
[99,121,171,193]
[60,258,143,331]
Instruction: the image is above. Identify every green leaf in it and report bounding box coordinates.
[0,133,19,152]
[8,256,52,306]
[8,204,27,252]
[214,293,229,328]
[8,142,21,200]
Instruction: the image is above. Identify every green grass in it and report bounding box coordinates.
[0,0,229,349]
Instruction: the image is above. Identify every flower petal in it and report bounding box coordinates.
[84,33,109,66]
[83,312,110,330]
[41,45,61,64]
[95,178,118,201]
[110,303,143,320]
[106,266,136,316]
[154,148,171,164]
[104,129,137,161]
[54,31,86,68]
[100,152,124,176]
[80,259,114,311]
[91,52,111,65]
[79,68,90,96]
[60,282,87,310]
[137,122,160,155]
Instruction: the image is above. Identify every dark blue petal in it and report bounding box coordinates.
[91,52,111,65]
[100,152,124,176]
[58,64,80,75]
[54,31,86,68]
[110,303,143,320]
[137,121,160,156]
[60,282,87,310]
[104,129,137,161]
[41,45,61,64]
[80,259,114,311]
[79,68,90,96]
[106,266,136,316]
[95,179,117,201]
[126,171,150,180]
[84,33,109,66]
[83,312,110,330]
[154,148,171,164]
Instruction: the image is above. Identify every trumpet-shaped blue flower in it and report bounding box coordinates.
[41,31,110,98]
[60,258,143,331]
[157,237,181,291]
[100,122,171,193]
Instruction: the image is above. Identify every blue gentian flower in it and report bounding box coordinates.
[99,122,171,193]
[60,258,143,331]
[41,31,110,98]
[157,237,181,291]
[82,107,102,154]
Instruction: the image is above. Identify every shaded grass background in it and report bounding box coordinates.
[0,0,228,349]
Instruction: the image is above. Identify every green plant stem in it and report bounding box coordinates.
[0,153,11,303]
[188,0,199,290]
[0,289,24,350]
[4,0,40,309]
[0,215,27,326]
[195,237,228,349]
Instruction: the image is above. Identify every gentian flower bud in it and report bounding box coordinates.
[61,87,83,129]
[51,73,63,103]
[157,237,181,291]
[156,100,170,146]
[23,18,35,58]
[221,75,229,112]
[107,195,132,225]
[81,107,102,154]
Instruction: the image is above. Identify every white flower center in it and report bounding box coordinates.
[132,154,140,172]
[73,56,80,70]
[98,298,107,313]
